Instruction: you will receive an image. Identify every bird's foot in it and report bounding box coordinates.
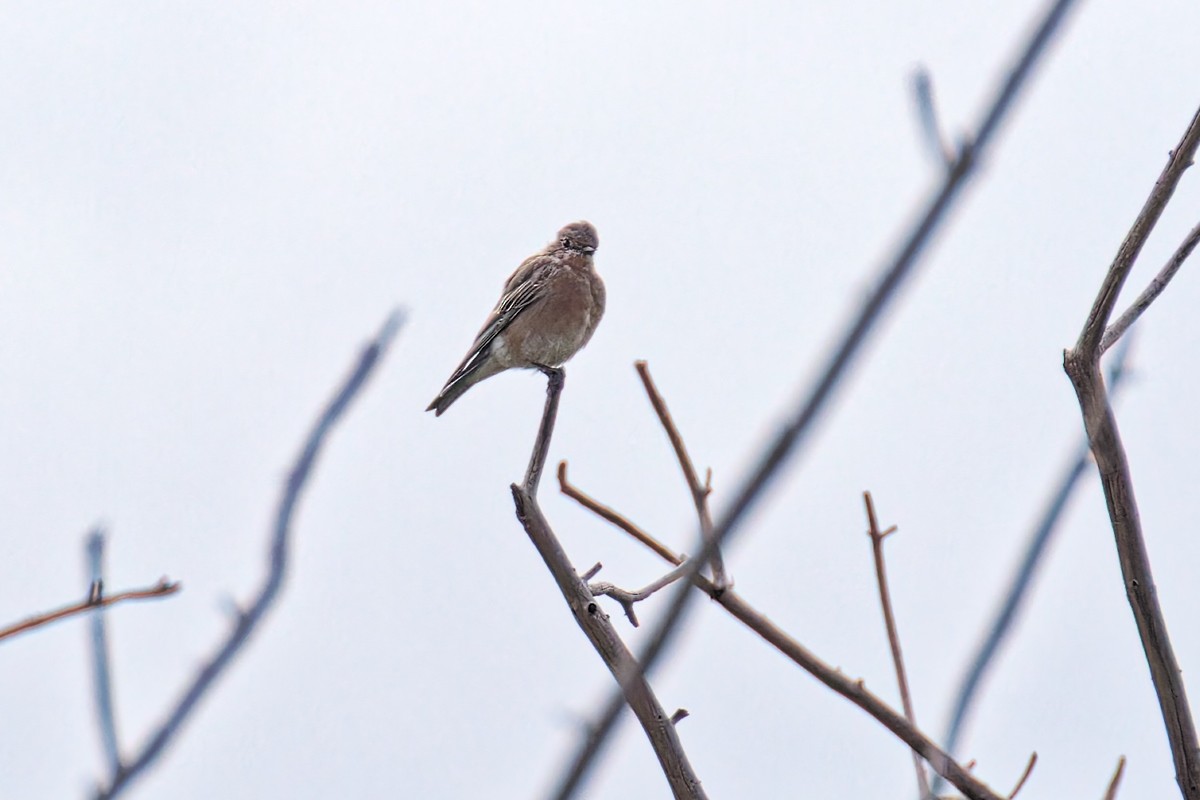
[534,364,565,393]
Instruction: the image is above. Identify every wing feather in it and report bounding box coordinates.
[439,255,557,386]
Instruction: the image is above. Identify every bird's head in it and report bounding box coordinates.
[555,221,598,254]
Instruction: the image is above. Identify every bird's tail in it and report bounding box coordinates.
[425,358,502,416]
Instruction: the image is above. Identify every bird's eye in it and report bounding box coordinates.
[561,237,571,248]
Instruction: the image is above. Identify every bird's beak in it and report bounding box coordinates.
[583,246,596,254]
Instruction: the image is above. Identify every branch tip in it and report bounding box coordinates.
[1102,756,1126,800]
[1007,752,1037,799]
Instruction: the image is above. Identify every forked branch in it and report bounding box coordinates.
[557,470,1005,800]
[634,362,728,589]
[1063,105,1200,799]
[511,368,706,800]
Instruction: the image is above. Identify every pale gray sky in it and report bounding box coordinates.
[3,1,1199,798]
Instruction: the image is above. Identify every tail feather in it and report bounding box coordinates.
[426,359,502,416]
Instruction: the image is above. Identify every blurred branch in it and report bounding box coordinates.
[556,470,1006,800]
[634,361,728,589]
[511,366,706,800]
[862,492,929,800]
[1100,218,1200,354]
[551,0,1083,794]
[911,66,954,167]
[94,309,405,800]
[939,334,1135,777]
[0,578,178,643]
[86,529,123,777]
[1063,106,1200,800]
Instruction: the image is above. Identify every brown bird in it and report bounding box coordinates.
[426,221,606,416]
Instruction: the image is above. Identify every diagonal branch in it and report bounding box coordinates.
[1100,219,1200,354]
[0,579,179,643]
[634,361,727,588]
[512,368,706,800]
[862,493,929,800]
[550,1,1083,793]
[1007,752,1037,799]
[94,309,404,799]
[939,333,1135,781]
[559,461,680,565]
[1103,757,1127,800]
[555,471,1006,800]
[1064,106,1200,800]
[1074,106,1200,356]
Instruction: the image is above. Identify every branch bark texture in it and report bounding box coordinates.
[1063,106,1200,799]
[512,368,706,800]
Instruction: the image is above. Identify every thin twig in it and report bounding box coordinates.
[938,334,1135,790]
[911,66,954,167]
[863,492,929,800]
[94,309,404,799]
[556,472,1005,800]
[1102,756,1127,800]
[590,559,694,627]
[1073,107,1200,356]
[1064,106,1200,800]
[512,369,707,800]
[1100,219,1200,354]
[0,579,179,643]
[634,362,728,589]
[86,529,123,777]
[559,461,681,565]
[525,366,565,494]
[1007,752,1037,799]
[550,2,1082,794]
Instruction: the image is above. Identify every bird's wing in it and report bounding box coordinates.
[440,255,557,386]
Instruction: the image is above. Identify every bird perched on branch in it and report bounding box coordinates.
[426,221,606,416]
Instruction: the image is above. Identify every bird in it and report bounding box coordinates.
[426,221,606,416]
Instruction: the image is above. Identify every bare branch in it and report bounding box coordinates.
[556,474,1005,800]
[85,529,123,777]
[1100,219,1200,353]
[634,361,728,589]
[940,334,1135,779]
[559,461,681,565]
[94,309,404,799]
[590,559,694,627]
[1007,752,1037,799]
[553,1,1083,793]
[1103,756,1127,800]
[512,369,706,800]
[911,66,954,167]
[1064,106,1200,800]
[0,579,179,643]
[862,492,928,800]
